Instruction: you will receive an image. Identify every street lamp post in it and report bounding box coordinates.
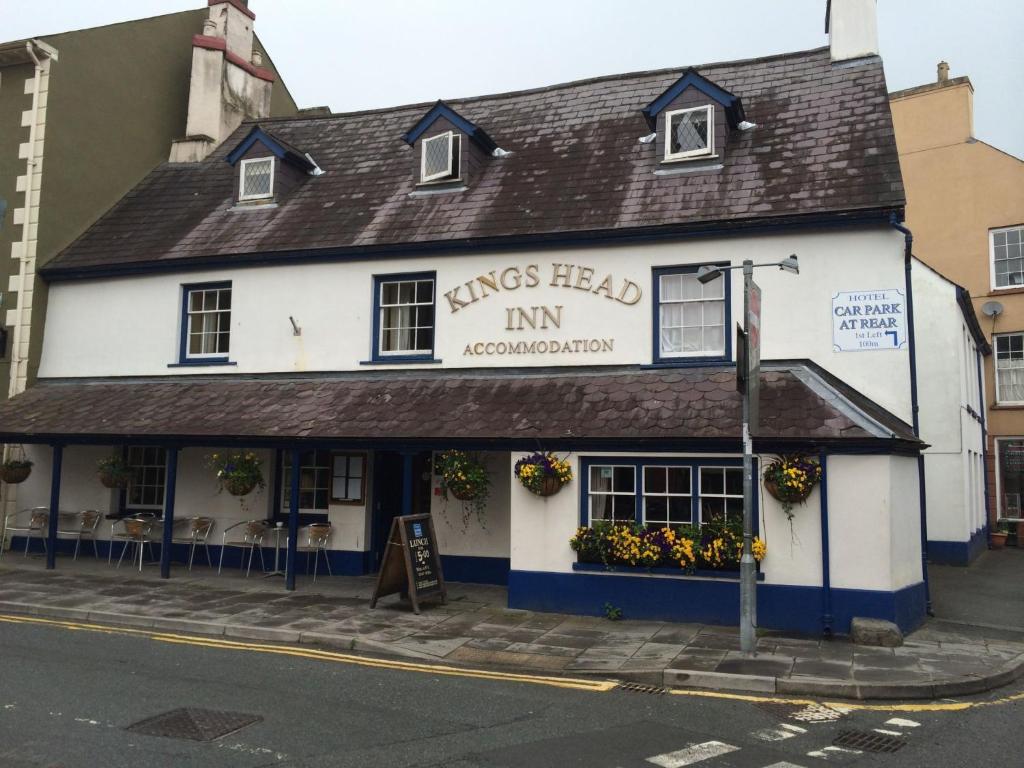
[696,254,799,656]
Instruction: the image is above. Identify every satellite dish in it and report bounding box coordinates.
[982,301,1004,317]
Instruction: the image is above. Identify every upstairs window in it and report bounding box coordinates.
[420,131,461,183]
[239,157,274,201]
[664,105,714,161]
[373,273,436,361]
[995,332,1024,404]
[992,226,1024,289]
[654,266,728,363]
[181,282,232,362]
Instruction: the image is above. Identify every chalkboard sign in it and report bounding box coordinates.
[369,514,446,614]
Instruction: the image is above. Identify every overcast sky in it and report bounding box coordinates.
[8,1,1024,157]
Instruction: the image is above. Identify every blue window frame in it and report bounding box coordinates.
[179,282,232,364]
[652,265,731,365]
[579,457,754,529]
[371,271,436,362]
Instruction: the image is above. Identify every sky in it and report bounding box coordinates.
[6,1,1023,157]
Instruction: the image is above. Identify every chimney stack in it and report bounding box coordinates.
[826,0,879,63]
[937,61,950,83]
[169,0,275,162]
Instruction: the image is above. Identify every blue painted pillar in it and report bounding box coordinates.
[819,452,833,637]
[285,448,301,591]
[159,447,179,579]
[45,444,63,570]
[401,452,415,518]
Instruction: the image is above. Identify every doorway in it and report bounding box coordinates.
[370,451,433,569]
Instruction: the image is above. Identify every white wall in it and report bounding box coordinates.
[38,228,912,422]
[890,455,924,590]
[431,452,511,559]
[827,454,894,591]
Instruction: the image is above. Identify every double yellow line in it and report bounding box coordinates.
[2,612,1020,712]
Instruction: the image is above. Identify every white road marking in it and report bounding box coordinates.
[807,745,863,759]
[763,763,808,768]
[885,717,920,728]
[646,741,740,767]
[753,723,808,741]
[782,724,808,733]
[873,728,904,736]
[791,703,844,722]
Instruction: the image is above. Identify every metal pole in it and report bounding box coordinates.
[740,261,757,655]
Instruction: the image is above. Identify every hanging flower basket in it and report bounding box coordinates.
[514,452,573,497]
[224,476,258,497]
[763,478,813,505]
[449,484,479,502]
[762,454,822,520]
[436,450,490,526]
[0,461,32,484]
[97,455,132,489]
[207,450,265,498]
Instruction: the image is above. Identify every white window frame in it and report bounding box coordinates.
[664,105,714,161]
[697,466,744,526]
[994,331,1024,405]
[587,464,637,526]
[989,225,1024,290]
[641,465,692,528]
[420,131,456,183]
[239,157,275,201]
[126,447,167,512]
[283,449,332,515]
[184,284,232,360]
[330,452,366,504]
[377,277,435,358]
[657,270,726,359]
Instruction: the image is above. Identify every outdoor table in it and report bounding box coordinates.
[264,521,286,577]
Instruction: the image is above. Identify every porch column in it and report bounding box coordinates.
[159,447,179,579]
[285,447,300,591]
[401,452,414,517]
[45,444,63,570]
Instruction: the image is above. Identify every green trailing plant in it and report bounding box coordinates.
[206,450,266,497]
[97,454,133,489]
[436,450,490,527]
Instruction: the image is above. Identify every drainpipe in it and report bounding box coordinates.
[890,214,933,616]
[819,452,833,637]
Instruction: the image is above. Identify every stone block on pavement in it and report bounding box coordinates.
[850,617,903,647]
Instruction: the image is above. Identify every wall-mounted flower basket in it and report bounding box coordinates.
[0,461,32,484]
[762,454,822,520]
[225,477,258,497]
[763,478,813,505]
[436,450,490,526]
[207,451,265,499]
[97,455,132,489]
[514,452,573,497]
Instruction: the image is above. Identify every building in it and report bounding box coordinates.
[890,63,1024,557]
[0,0,986,635]
[0,0,297,413]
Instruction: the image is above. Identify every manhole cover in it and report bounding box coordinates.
[127,707,262,742]
[833,729,906,754]
[616,682,667,695]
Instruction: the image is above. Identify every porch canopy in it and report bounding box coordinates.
[0,363,918,585]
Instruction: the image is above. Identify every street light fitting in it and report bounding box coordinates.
[696,265,722,284]
[778,254,799,275]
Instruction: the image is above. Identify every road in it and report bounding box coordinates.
[0,615,1020,767]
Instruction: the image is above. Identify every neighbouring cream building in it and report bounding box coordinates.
[0,0,988,635]
[891,62,1024,559]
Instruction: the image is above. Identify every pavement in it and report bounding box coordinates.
[0,550,1022,701]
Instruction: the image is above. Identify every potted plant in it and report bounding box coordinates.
[0,457,33,484]
[97,454,133,489]
[514,451,573,496]
[436,450,490,524]
[762,454,823,520]
[990,521,1010,549]
[207,450,265,497]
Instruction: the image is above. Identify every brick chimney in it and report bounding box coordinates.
[826,0,879,63]
[937,61,950,83]
[170,0,275,162]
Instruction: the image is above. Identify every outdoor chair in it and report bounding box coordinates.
[0,507,50,559]
[113,516,158,571]
[171,516,215,571]
[289,523,333,583]
[55,510,102,561]
[219,520,268,577]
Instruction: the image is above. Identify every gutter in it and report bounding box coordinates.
[890,214,933,616]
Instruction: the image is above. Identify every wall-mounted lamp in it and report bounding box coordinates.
[289,316,302,336]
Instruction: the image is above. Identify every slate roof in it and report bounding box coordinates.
[0,365,917,448]
[44,47,904,276]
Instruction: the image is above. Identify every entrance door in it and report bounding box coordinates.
[370,451,433,569]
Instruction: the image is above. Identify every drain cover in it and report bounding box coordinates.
[128,707,262,742]
[616,682,667,695]
[833,729,906,754]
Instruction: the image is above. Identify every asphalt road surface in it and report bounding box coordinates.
[0,616,1020,767]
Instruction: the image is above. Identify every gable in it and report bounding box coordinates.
[402,101,498,154]
[642,69,745,130]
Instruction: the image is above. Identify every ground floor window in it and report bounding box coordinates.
[126,447,167,512]
[584,458,747,528]
[283,450,331,520]
[331,453,366,504]
[997,438,1024,520]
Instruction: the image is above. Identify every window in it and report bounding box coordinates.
[587,465,637,525]
[654,267,727,362]
[995,333,1024,403]
[331,453,366,504]
[373,273,436,360]
[998,438,1024,521]
[181,283,231,362]
[699,467,744,526]
[127,447,167,511]
[420,131,461,183]
[664,105,714,161]
[642,466,692,527]
[991,226,1024,289]
[582,458,750,531]
[283,449,331,518]
[239,157,274,201]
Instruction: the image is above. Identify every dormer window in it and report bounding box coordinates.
[239,157,274,201]
[420,131,462,184]
[664,105,713,161]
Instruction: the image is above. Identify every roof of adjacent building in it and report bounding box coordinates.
[0,364,918,450]
[43,46,904,278]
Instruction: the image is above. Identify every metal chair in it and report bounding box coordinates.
[219,520,268,577]
[113,516,157,571]
[171,516,215,571]
[108,513,158,564]
[290,523,333,583]
[0,507,49,559]
[55,510,102,561]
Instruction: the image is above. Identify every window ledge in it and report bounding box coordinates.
[360,358,442,366]
[168,360,238,368]
[409,185,467,197]
[992,403,1024,410]
[572,561,764,581]
[655,159,723,176]
[645,358,731,369]
[230,202,278,212]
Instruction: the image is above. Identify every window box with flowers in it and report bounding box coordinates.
[514,452,573,496]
